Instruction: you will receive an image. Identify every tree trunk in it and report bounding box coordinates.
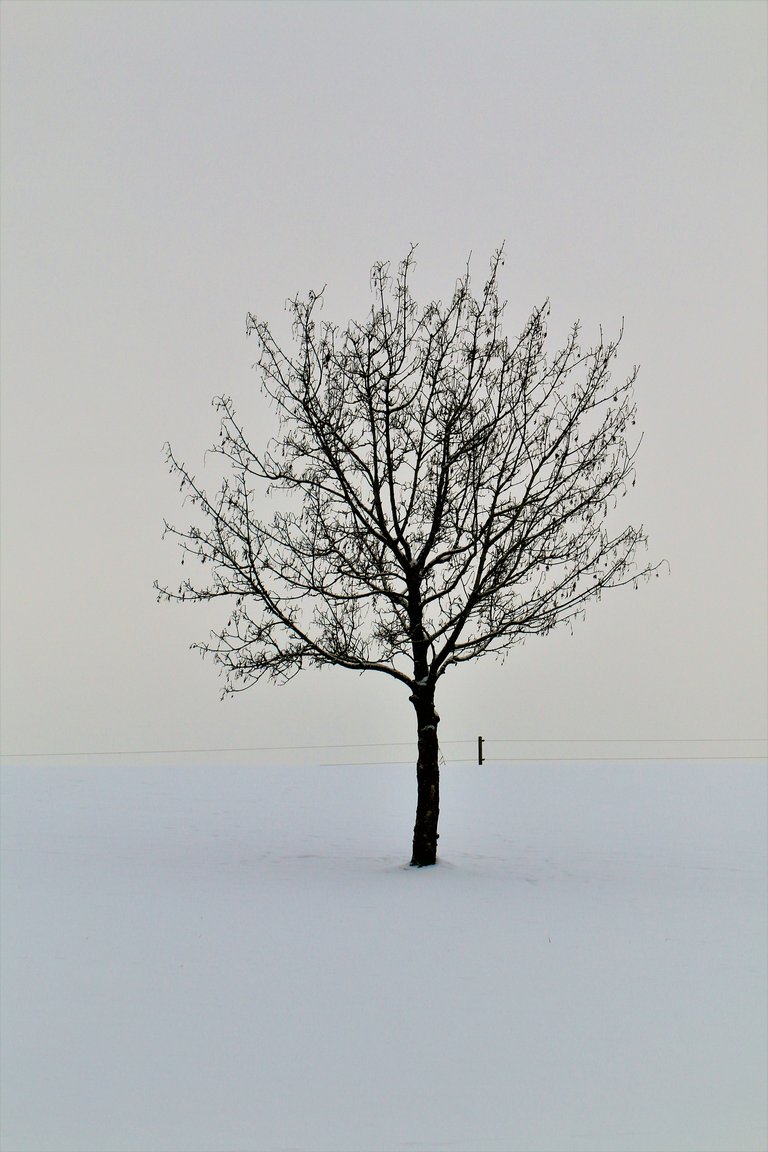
[410,690,440,867]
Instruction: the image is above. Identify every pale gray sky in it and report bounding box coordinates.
[1,0,766,763]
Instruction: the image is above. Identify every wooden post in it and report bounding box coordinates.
[478,736,484,765]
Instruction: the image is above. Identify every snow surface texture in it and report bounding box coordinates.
[1,759,765,1152]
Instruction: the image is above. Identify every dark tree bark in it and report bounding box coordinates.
[156,246,662,866]
[410,687,440,867]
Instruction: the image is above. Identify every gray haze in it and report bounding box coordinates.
[1,0,766,763]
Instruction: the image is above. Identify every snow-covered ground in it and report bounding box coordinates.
[1,758,765,1152]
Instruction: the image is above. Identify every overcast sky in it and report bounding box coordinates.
[1,0,766,765]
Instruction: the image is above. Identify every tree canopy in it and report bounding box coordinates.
[159,248,654,691]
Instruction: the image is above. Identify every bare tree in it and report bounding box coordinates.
[156,248,659,866]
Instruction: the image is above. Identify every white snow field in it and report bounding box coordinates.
[1,758,765,1152]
